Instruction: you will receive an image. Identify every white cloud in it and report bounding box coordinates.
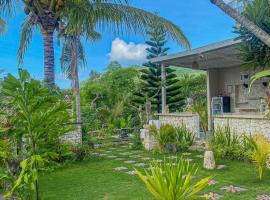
[108,38,148,65]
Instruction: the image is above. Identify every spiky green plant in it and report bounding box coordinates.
[174,124,195,151]
[135,159,211,200]
[246,134,270,180]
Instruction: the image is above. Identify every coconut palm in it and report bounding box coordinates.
[210,0,270,47]
[15,0,190,85]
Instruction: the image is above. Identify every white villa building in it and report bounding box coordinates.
[150,38,270,138]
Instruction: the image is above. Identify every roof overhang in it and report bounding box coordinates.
[151,38,244,70]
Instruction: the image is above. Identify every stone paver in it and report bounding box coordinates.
[168,156,178,159]
[124,160,135,164]
[141,157,151,161]
[216,165,226,170]
[130,155,142,158]
[204,192,224,200]
[185,158,193,162]
[155,159,163,163]
[114,166,127,171]
[134,163,146,167]
[99,153,107,156]
[256,195,270,200]
[126,170,137,175]
[220,185,246,193]
[208,179,218,185]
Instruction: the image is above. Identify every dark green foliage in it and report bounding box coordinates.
[134,22,184,112]
[81,63,142,135]
[0,70,73,198]
[234,0,270,69]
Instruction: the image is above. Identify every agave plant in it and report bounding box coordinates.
[246,134,270,180]
[135,159,211,200]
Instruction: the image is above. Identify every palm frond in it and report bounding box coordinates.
[60,36,87,79]
[17,16,37,65]
[63,0,190,49]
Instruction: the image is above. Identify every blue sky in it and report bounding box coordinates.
[0,0,237,88]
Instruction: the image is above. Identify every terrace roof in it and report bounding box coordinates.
[150,38,244,70]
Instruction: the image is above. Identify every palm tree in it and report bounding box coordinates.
[210,0,270,47]
[16,0,191,85]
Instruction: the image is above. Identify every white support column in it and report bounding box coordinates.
[161,64,166,113]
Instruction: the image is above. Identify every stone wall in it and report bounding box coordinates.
[140,127,158,150]
[214,114,270,139]
[158,113,200,136]
[61,125,82,144]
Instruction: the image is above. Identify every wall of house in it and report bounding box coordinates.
[215,66,270,114]
[214,115,270,139]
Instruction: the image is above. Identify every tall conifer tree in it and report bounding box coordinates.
[134,22,184,113]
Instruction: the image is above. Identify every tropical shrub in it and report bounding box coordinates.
[174,124,195,151]
[0,70,73,199]
[150,124,175,153]
[135,159,211,200]
[246,134,270,180]
[71,143,92,161]
[209,126,252,161]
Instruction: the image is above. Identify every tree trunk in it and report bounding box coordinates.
[42,28,55,85]
[210,0,270,47]
[71,36,82,131]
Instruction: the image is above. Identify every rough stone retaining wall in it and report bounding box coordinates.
[140,126,157,151]
[158,113,200,135]
[214,115,270,139]
[61,125,82,144]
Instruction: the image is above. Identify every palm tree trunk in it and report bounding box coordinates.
[42,28,55,85]
[210,0,270,47]
[71,36,82,142]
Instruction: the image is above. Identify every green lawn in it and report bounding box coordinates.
[40,145,270,200]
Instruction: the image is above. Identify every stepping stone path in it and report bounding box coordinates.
[204,192,224,200]
[208,179,218,185]
[141,157,151,161]
[217,165,226,170]
[99,153,107,156]
[185,158,193,162]
[126,170,137,175]
[220,185,247,193]
[114,166,127,171]
[124,160,135,164]
[134,163,146,167]
[182,153,192,156]
[256,195,270,200]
